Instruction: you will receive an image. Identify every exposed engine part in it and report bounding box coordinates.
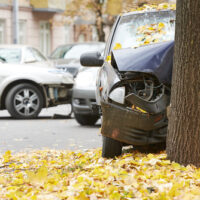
[126,74,164,102]
[125,74,170,114]
[58,88,68,98]
[49,88,54,100]
[48,87,68,101]
[109,73,170,114]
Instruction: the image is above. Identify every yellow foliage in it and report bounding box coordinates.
[106,55,111,62]
[113,43,122,50]
[26,165,48,185]
[3,150,12,163]
[0,149,200,199]
[106,0,123,15]
[130,3,176,12]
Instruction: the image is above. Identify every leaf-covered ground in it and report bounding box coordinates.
[0,149,200,200]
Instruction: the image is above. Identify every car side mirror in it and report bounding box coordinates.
[80,51,104,67]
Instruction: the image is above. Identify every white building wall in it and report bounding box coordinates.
[0,8,12,44]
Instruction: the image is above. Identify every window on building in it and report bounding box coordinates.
[19,20,27,44]
[40,21,51,56]
[0,19,5,44]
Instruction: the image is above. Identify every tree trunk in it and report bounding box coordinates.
[166,0,200,167]
[95,1,105,42]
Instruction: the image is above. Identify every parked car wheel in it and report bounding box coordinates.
[102,136,122,158]
[5,83,43,119]
[74,113,99,126]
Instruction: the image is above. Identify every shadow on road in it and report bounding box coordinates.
[79,124,101,128]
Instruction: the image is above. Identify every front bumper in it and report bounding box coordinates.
[46,84,73,107]
[72,88,99,116]
[101,101,167,146]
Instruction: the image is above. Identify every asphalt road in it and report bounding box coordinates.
[0,105,102,153]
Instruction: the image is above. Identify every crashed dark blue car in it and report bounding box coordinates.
[81,9,176,158]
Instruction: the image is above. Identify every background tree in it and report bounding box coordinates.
[65,0,168,41]
[166,0,200,167]
[65,0,122,41]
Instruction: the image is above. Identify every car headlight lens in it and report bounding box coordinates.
[109,87,125,104]
[74,71,97,89]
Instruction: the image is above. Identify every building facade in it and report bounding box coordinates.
[0,0,75,55]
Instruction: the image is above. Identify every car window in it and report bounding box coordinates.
[50,45,73,59]
[30,48,47,62]
[64,44,105,60]
[24,48,47,63]
[110,10,175,51]
[0,48,21,63]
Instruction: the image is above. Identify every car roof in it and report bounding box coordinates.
[122,9,175,17]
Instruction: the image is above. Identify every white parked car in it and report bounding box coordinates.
[0,45,74,119]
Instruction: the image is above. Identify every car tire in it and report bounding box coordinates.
[74,113,99,126]
[5,83,43,119]
[102,136,122,158]
[136,142,166,153]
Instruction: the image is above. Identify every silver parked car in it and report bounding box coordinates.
[50,42,105,77]
[72,67,100,125]
[0,45,74,119]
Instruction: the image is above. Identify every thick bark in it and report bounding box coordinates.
[166,0,200,167]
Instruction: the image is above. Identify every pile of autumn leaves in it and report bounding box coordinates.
[0,149,200,200]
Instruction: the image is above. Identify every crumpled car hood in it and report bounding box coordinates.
[112,41,174,84]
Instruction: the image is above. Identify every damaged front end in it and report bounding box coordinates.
[100,41,173,146]
[44,84,73,107]
[101,72,170,146]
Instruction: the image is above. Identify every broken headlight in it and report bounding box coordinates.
[109,87,125,104]
[125,73,164,101]
[124,73,170,114]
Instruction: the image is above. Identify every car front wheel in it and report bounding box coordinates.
[102,136,122,158]
[74,113,99,126]
[5,83,43,119]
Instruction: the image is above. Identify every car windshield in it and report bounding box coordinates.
[111,10,175,50]
[51,43,105,60]
[50,45,73,59]
[24,47,47,63]
[64,44,105,60]
[0,48,21,63]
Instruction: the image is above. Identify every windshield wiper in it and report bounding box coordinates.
[0,56,7,62]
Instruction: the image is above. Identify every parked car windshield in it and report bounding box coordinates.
[51,43,105,60]
[111,10,175,50]
[64,44,105,60]
[24,47,47,63]
[50,45,73,59]
[0,48,21,63]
